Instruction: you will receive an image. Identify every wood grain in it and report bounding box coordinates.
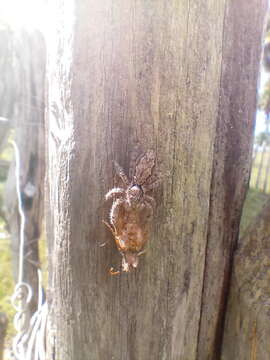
[46,1,267,359]
[221,200,270,360]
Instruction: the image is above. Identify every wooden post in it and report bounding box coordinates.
[221,200,270,359]
[46,0,267,359]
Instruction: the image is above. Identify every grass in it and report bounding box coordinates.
[0,143,16,344]
[0,143,49,349]
[0,219,15,341]
[0,222,48,348]
[1,138,13,162]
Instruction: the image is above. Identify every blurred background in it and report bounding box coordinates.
[0,1,47,358]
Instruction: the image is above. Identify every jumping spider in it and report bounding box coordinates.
[104,150,160,273]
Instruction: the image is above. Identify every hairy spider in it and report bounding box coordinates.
[104,150,160,273]
[106,150,160,227]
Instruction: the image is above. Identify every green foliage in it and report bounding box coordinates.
[0,140,12,219]
[0,182,3,212]
[0,220,15,340]
[0,166,7,182]
[1,139,13,162]
[255,132,270,146]
[0,142,14,341]
[240,188,269,236]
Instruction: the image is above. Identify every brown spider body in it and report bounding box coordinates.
[104,150,160,273]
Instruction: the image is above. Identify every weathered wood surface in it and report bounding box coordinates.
[3,30,46,316]
[197,1,268,358]
[46,0,267,359]
[221,200,270,360]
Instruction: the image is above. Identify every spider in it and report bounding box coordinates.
[106,150,159,220]
[104,150,160,273]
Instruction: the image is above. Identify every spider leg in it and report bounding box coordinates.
[142,178,161,192]
[99,242,108,247]
[138,250,146,256]
[134,150,156,185]
[105,188,125,201]
[144,195,156,209]
[114,161,129,186]
[110,198,125,227]
[122,257,130,272]
[110,267,121,276]
[102,220,116,236]
[129,144,141,180]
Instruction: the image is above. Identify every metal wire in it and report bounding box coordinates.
[10,140,48,360]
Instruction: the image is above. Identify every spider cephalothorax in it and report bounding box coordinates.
[106,150,159,216]
[126,184,143,207]
[104,150,161,273]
